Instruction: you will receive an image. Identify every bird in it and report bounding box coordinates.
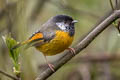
[12,15,78,71]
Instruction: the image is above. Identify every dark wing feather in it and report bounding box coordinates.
[27,30,55,47]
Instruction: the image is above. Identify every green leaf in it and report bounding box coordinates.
[2,34,20,75]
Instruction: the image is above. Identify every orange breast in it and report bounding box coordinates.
[36,30,74,56]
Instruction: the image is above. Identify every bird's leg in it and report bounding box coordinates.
[44,55,55,72]
[67,48,76,55]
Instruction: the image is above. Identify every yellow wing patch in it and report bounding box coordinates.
[28,32,43,42]
[21,32,44,45]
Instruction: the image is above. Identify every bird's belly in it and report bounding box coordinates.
[36,31,74,56]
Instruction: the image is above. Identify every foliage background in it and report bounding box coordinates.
[0,0,120,80]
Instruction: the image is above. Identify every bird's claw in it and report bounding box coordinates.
[67,48,76,55]
[48,63,55,72]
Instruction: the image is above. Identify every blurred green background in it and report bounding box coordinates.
[0,0,120,80]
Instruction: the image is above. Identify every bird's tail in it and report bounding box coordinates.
[12,34,44,50]
[11,40,29,50]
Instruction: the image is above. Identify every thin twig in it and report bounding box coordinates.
[109,0,114,10]
[35,10,120,80]
[0,69,18,80]
[116,0,118,10]
[109,0,120,32]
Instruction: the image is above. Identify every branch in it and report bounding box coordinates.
[35,10,120,80]
[0,69,18,80]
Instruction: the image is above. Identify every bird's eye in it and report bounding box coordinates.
[68,27,71,29]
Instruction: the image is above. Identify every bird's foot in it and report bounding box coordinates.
[48,63,55,72]
[67,48,76,55]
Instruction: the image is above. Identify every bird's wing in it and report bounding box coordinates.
[27,30,55,47]
[12,31,55,49]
